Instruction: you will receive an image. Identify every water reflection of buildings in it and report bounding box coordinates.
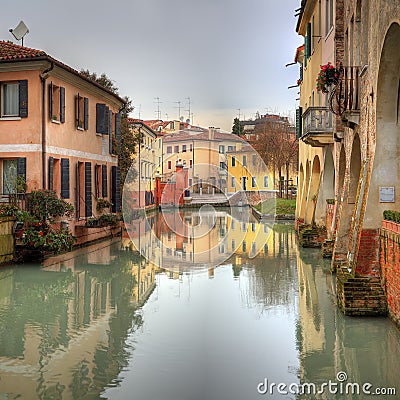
[0,240,152,399]
[296,247,400,398]
[125,208,275,274]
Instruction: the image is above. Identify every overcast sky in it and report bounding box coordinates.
[1,0,302,131]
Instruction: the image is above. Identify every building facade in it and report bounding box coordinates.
[0,41,124,244]
[295,0,400,324]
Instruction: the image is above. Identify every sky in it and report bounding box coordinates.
[1,0,303,131]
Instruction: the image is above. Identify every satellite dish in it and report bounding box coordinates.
[9,21,29,46]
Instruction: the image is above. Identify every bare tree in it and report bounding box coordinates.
[252,116,298,197]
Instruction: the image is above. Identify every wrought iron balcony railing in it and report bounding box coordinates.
[329,64,360,116]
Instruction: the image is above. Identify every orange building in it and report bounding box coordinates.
[0,41,125,243]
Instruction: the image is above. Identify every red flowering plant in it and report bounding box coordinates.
[18,190,76,254]
[316,62,339,93]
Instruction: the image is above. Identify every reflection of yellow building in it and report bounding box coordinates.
[125,209,275,273]
[129,259,157,306]
[227,143,274,194]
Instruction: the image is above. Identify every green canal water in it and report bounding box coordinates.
[0,210,399,399]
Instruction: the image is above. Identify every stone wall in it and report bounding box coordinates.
[336,267,387,316]
[380,225,400,328]
[0,217,15,264]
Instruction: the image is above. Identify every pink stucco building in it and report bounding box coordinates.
[0,41,125,244]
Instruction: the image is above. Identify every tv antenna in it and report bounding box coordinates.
[185,97,191,124]
[154,97,162,120]
[174,101,182,120]
[9,21,29,47]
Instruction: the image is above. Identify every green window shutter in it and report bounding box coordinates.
[306,23,311,59]
[48,157,54,191]
[18,80,28,118]
[296,107,303,139]
[102,165,107,198]
[17,157,26,178]
[48,82,53,120]
[61,158,70,199]
[60,87,65,123]
[84,98,89,130]
[111,165,120,212]
[96,103,108,134]
[85,162,92,217]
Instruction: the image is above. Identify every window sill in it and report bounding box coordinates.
[51,119,61,125]
[77,127,84,131]
[0,116,21,121]
[96,133,102,137]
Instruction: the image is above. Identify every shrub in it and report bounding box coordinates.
[383,210,400,223]
[96,198,113,214]
[28,190,74,222]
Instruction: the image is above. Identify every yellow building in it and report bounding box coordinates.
[295,0,336,227]
[126,119,163,209]
[162,127,242,193]
[227,143,274,194]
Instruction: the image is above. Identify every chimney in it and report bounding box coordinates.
[208,127,215,140]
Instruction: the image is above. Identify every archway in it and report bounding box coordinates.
[365,22,400,228]
[315,148,335,229]
[305,155,321,224]
[348,134,361,204]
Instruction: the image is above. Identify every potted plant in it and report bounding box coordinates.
[316,62,339,93]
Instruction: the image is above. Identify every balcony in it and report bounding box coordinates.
[329,65,360,129]
[301,107,333,147]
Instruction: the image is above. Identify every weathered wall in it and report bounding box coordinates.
[0,217,15,264]
[380,226,400,328]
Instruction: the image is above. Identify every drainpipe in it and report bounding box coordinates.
[40,62,54,189]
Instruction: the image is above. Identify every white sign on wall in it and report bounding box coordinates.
[379,186,395,203]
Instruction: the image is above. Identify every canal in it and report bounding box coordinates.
[0,209,399,399]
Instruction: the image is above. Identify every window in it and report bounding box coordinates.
[174,145,179,153]
[96,103,109,134]
[243,155,247,166]
[264,176,269,187]
[326,0,334,35]
[1,83,18,116]
[182,144,187,152]
[168,161,172,169]
[220,161,225,170]
[231,240,235,250]
[190,144,193,152]
[252,177,256,188]
[188,178,192,187]
[231,156,236,167]
[76,94,88,130]
[1,80,28,118]
[49,82,65,123]
[252,154,257,166]
[167,146,172,154]
[228,145,236,151]
[2,158,26,194]
[242,241,247,252]
[190,159,193,168]
[219,145,225,154]
[3,159,17,194]
[231,177,235,187]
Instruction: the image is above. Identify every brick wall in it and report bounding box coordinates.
[380,227,400,328]
[354,229,380,277]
